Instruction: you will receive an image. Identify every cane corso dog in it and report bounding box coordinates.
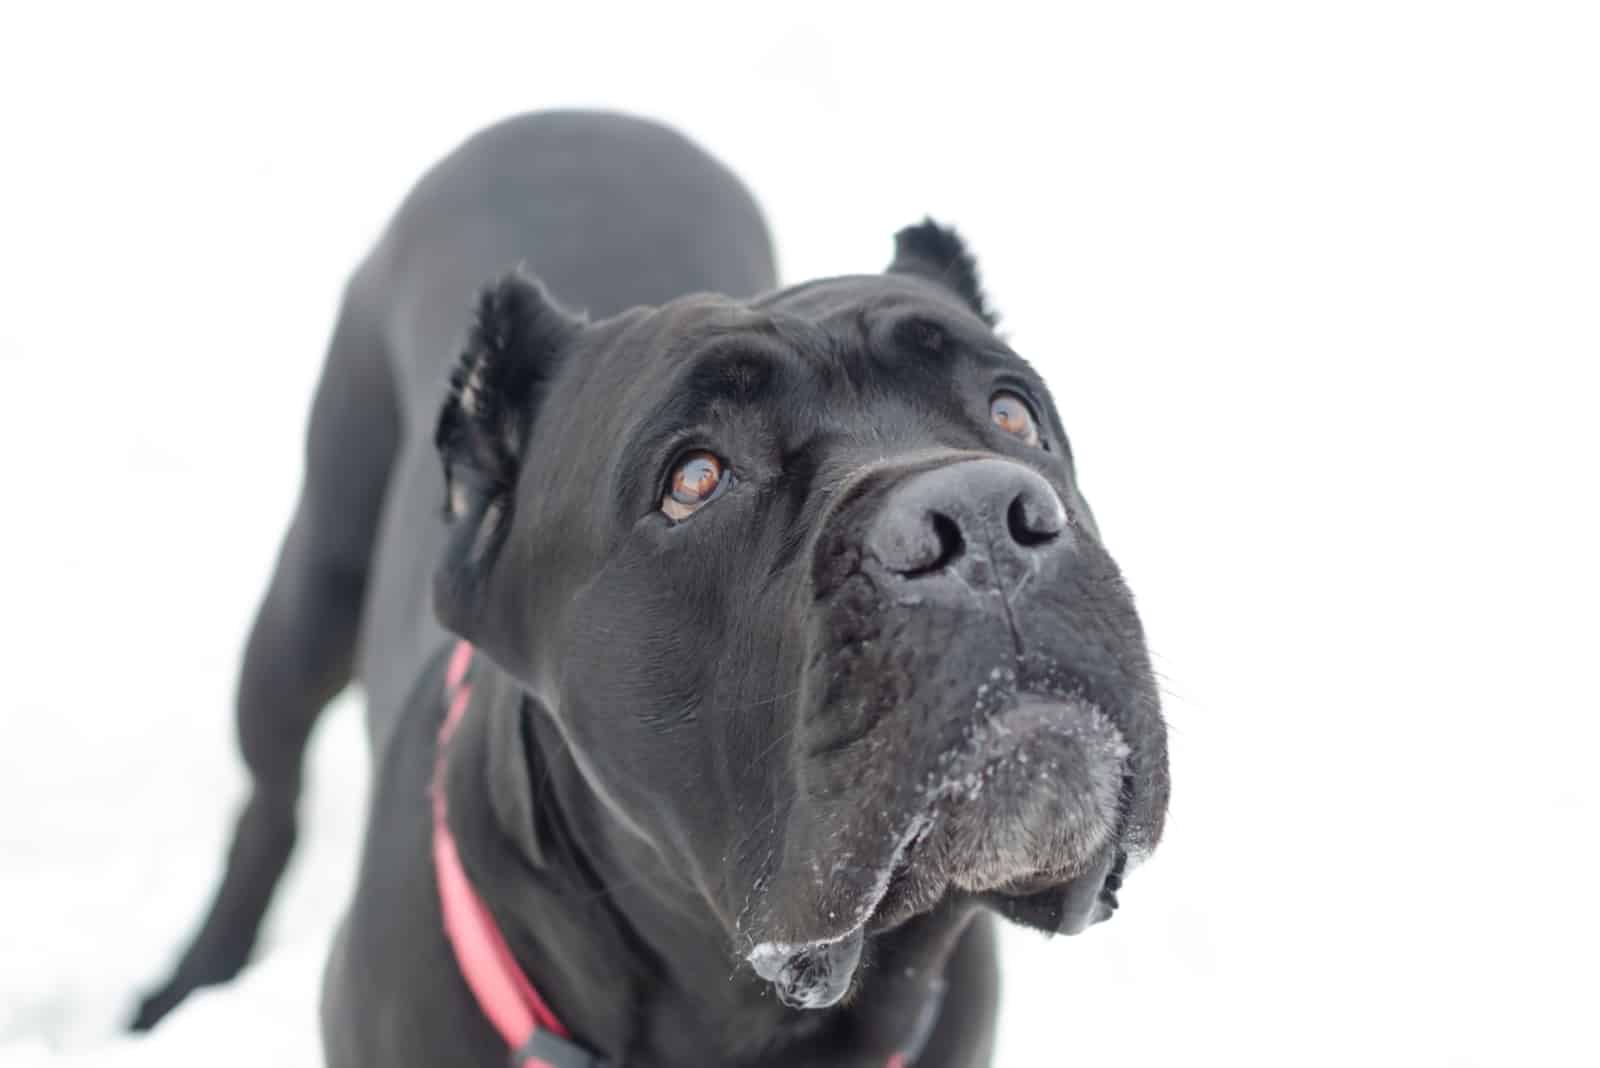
[133,111,1169,1066]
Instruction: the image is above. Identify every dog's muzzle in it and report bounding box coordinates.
[740,455,1158,1009]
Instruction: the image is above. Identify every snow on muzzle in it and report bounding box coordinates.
[744,692,1129,1009]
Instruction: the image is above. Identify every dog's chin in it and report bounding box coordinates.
[747,694,1129,1009]
[864,694,1128,932]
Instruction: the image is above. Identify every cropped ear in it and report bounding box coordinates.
[434,269,585,629]
[887,218,997,326]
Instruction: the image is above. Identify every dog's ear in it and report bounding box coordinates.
[887,218,997,326]
[434,269,585,630]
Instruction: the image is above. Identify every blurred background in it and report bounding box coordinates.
[2,2,1596,1065]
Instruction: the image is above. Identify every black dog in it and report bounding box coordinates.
[134,111,1169,1067]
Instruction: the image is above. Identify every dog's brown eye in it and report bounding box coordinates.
[661,451,728,521]
[991,391,1042,448]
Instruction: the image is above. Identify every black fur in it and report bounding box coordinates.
[888,218,998,326]
[135,112,1166,1068]
[437,270,585,521]
[434,271,584,633]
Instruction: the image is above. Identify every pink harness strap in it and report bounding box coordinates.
[433,642,599,1068]
[431,642,931,1068]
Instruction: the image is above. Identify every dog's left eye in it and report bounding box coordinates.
[661,450,730,521]
[990,390,1042,448]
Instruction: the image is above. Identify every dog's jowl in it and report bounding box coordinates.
[135,111,1169,1067]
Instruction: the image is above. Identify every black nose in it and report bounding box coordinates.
[866,459,1068,579]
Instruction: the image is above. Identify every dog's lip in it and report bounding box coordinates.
[862,692,1129,932]
[978,844,1122,935]
[746,689,1130,1000]
[865,842,1123,944]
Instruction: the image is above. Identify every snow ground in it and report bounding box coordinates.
[2,4,1597,1065]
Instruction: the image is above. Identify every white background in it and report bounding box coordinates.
[2,3,1596,1065]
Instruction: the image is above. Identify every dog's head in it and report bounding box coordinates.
[434,221,1169,1008]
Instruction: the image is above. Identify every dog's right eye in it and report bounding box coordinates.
[661,450,730,521]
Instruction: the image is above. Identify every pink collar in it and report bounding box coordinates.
[431,642,932,1068]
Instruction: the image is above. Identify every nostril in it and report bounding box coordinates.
[1007,493,1063,548]
[927,512,965,572]
[868,503,967,577]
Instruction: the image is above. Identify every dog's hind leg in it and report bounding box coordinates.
[132,265,399,1031]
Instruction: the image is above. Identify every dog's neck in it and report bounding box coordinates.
[442,663,973,1067]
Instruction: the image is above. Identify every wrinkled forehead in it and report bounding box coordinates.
[545,276,1050,499]
[520,277,1061,554]
[591,275,1014,397]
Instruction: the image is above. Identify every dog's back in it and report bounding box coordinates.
[133,111,777,1028]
